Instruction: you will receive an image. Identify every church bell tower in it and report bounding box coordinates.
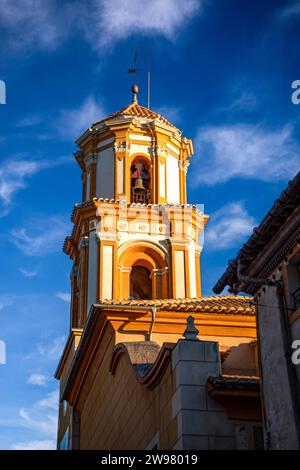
[63,85,208,330]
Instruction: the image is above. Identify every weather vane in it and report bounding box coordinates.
[128,50,140,76]
[128,51,141,105]
[127,51,151,109]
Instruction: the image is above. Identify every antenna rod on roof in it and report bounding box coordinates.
[148,67,151,109]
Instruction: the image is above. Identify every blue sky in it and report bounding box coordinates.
[0,0,299,450]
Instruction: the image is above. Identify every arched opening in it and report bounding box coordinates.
[118,241,169,300]
[130,265,152,300]
[130,158,151,203]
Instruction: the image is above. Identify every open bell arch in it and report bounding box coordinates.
[117,240,169,300]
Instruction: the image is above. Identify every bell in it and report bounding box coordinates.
[133,177,145,191]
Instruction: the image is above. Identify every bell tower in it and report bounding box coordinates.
[64,85,208,329]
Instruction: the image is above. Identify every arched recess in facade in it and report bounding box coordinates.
[117,240,169,300]
[129,153,153,204]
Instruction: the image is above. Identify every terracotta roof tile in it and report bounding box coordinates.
[93,103,179,130]
[99,295,254,315]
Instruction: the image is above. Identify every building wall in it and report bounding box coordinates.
[80,335,177,450]
[285,247,300,391]
[57,331,82,447]
[77,333,245,450]
[257,283,300,449]
[290,313,300,387]
[166,155,180,204]
[171,339,235,450]
[96,147,115,198]
[222,341,258,376]
[87,224,98,314]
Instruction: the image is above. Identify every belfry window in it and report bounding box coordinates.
[130,160,151,203]
[130,266,152,300]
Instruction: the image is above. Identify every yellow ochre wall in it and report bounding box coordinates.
[79,334,176,450]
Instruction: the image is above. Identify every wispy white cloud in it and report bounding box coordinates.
[153,105,182,125]
[0,0,204,55]
[55,292,71,303]
[56,96,105,140]
[221,91,258,113]
[19,408,57,437]
[277,0,300,20]
[36,336,66,362]
[10,215,70,256]
[0,158,42,207]
[0,389,58,449]
[0,295,16,311]
[19,268,38,278]
[194,123,300,186]
[0,156,69,216]
[16,115,42,127]
[0,0,79,53]
[27,374,48,386]
[25,335,66,364]
[86,0,202,49]
[205,202,256,250]
[12,439,56,450]
[36,390,59,411]
[19,390,58,439]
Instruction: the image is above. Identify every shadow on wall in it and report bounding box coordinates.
[222,341,258,376]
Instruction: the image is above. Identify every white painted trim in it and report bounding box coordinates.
[129,143,153,156]
[101,245,113,300]
[174,251,186,298]
[129,133,152,142]
[188,244,197,298]
[167,143,180,155]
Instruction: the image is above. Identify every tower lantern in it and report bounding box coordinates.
[64,85,207,329]
[56,84,258,452]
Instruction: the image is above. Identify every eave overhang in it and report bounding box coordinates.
[60,298,256,407]
[213,171,300,295]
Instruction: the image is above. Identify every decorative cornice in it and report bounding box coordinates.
[178,160,190,174]
[150,267,169,278]
[117,263,132,273]
[155,145,168,158]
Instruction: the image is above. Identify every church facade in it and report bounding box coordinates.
[55,86,262,450]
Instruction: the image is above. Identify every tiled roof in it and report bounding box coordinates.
[213,170,300,294]
[93,103,178,130]
[99,295,254,315]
